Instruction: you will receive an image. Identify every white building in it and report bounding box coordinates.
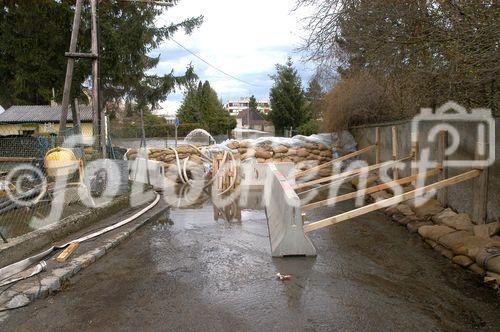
[161,115,176,125]
[224,98,270,116]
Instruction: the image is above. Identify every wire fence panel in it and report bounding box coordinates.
[0,123,128,242]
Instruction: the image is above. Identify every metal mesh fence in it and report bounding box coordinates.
[0,123,127,242]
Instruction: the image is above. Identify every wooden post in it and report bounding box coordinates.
[59,0,84,136]
[90,0,100,152]
[472,138,488,224]
[410,135,419,186]
[391,126,399,180]
[72,98,81,135]
[375,127,381,164]
[436,130,448,206]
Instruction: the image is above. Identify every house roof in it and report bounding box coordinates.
[0,105,93,124]
[236,109,266,121]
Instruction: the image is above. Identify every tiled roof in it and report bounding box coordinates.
[0,105,93,123]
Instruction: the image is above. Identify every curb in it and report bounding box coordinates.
[0,198,166,312]
[0,194,131,268]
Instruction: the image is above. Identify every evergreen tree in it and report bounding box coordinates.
[0,1,202,110]
[177,80,235,135]
[305,76,325,119]
[248,95,257,111]
[268,57,308,135]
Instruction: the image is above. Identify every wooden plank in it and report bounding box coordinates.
[64,52,98,59]
[472,138,488,224]
[0,157,34,162]
[375,127,381,164]
[56,242,80,263]
[391,126,399,180]
[303,169,481,233]
[59,0,83,135]
[301,168,440,212]
[294,155,412,190]
[294,145,376,179]
[410,140,419,186]
[436,130,448,206]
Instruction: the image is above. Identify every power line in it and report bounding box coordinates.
[170,37,265,88]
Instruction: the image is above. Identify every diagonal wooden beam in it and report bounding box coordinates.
[294,155,412,190]
[294,145,376,179]
[303,169,481,233]
[301,168,440,212]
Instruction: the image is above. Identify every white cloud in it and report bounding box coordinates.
[152,0,313,102]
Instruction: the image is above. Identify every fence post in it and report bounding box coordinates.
[391,126,399,180]
[375,127,381,164]
[410,130,419,186]
[436,130,448,206]
[472,138,488,224]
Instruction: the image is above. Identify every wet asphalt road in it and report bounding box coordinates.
[2,194,500,331]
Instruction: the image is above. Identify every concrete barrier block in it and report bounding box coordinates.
[264,164,316,257]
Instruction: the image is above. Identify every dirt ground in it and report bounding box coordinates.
[1,193,499,331]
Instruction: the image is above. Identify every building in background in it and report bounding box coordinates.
[0,105,93,137]
[160,114,176,125]
[224,97,270,116]
[236,109,274,134]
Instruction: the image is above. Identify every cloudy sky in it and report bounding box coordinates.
[150,0,313,116]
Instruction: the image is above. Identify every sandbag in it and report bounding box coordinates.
[452,255,474,268]
[410,198,444,218]
[473,222,500,239]
[475,248,500,274]
[432,208,457,224]
[438,231,486,256]
[418,225,455,241]
[439,213,474,231]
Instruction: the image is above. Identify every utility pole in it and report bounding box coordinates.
[59,0,104,157]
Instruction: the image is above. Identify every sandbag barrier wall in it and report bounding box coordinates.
[350,117,500,222]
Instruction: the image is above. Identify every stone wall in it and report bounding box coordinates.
[350,116,500,222]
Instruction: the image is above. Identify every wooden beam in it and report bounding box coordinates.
[59,0,84,135]
[0,157,34,162]
[301,168,440,212]
[375,127,381,164]
[294,155,412,190]
[91,0,100,152]
[71,98,81,135]
[64,52,98,59]
[391,126,399,180]
[303,169,481,233]
[410,139,419,186]
[294,145,376,179]
[472,138,488,224]
[56,242,80,263]
[436,130,448,206]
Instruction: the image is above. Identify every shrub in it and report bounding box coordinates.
[322,72,393,132]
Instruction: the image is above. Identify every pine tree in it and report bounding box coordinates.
[268,57,308,135]
[248,95,257,111]
[177,80,235,135]
[305,76,325,119]
[0,1,202,110]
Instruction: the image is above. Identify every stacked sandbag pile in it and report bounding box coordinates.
[126,146,205,182]
[234,140,333,170]
[351,178,500,292]
[126,140,333,171]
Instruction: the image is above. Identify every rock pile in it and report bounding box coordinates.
[352,178,500,292]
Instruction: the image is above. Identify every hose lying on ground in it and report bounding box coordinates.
[0,192,161,287]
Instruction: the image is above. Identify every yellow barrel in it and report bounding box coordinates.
[44,147,80,177]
